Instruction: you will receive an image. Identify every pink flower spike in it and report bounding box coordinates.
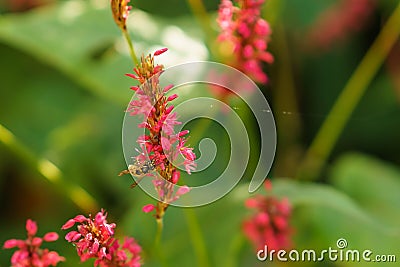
[90,239,100,254]
[142,204,155,213]
[4,219,65,267]
[43,232,59,242]
[154,47,168,56]
[130,86,140,91]
[163,84,174,93]
[26,219,38,236]
[167,94,178,102]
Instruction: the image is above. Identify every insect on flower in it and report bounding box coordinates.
[119,159,156,188]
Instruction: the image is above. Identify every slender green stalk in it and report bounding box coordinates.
[272,23,302,177]
[122,30,139,66]
[0,123,98,212]
[223,233,245,267]
[184,208,211,267]
[297,2,400,180]
[152,217,170,267]
[186,0,216,58]
[155,217,164,248]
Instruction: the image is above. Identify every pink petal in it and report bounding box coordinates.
[178,130,189,137]
[43,232,59,242]
[154,48,168,56]
[163,84,174,93]
[65,231,82,242]
[165,105,174,114]
[245,198,259,209]
[263,180,272,191]
[3,239,23,249]
[90,239,100,254]
[31,237,42,247]
[172,171,180,184]
[167,94,178,102]
[61,219,76,230]
[176,185,190,197]
[42,251,65,265]
[26,219,38,236]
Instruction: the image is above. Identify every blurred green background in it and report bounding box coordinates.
[0,0,400,266]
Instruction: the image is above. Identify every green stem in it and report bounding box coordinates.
[272,23,302,178]
[155,217,163,248]
[297,2,400,180]
[0,123,98,212]
[153,217,170,267]
[223,233,245,267]
[184,208,211,267]
[186,0,216,59]
[122,30,139,66]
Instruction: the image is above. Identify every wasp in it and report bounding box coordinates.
[118,159,156,188]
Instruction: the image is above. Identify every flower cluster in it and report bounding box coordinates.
[62,209,142,267]
[3,219,65,267]
[242,181,292,251]
[126,48,196,219]
[217,0,274,84]
[307,0,375,49]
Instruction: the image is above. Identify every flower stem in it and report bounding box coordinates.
[153,217,170,267]
[155,217,163,248]
[297,2,400,180]
[184,208,211,267]
[186,0,216,58]
[122,30,139,66]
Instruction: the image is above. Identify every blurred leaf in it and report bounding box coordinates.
[330,153,400,229]
[0,0,208,105]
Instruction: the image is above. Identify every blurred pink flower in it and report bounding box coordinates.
[62,209,141,267]
[3,219,65,267]
[217,0,274,84]
[242,181,293,251]
[307,0,375,50]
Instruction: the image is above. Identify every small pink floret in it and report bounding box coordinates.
[142,204,155,213]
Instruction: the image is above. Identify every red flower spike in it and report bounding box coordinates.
[242,181,293,252]
[217,0,273,84]
[126,49,196,219]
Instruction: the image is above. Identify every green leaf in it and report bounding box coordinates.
[330,153,400,230]
[0,0,208,105]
